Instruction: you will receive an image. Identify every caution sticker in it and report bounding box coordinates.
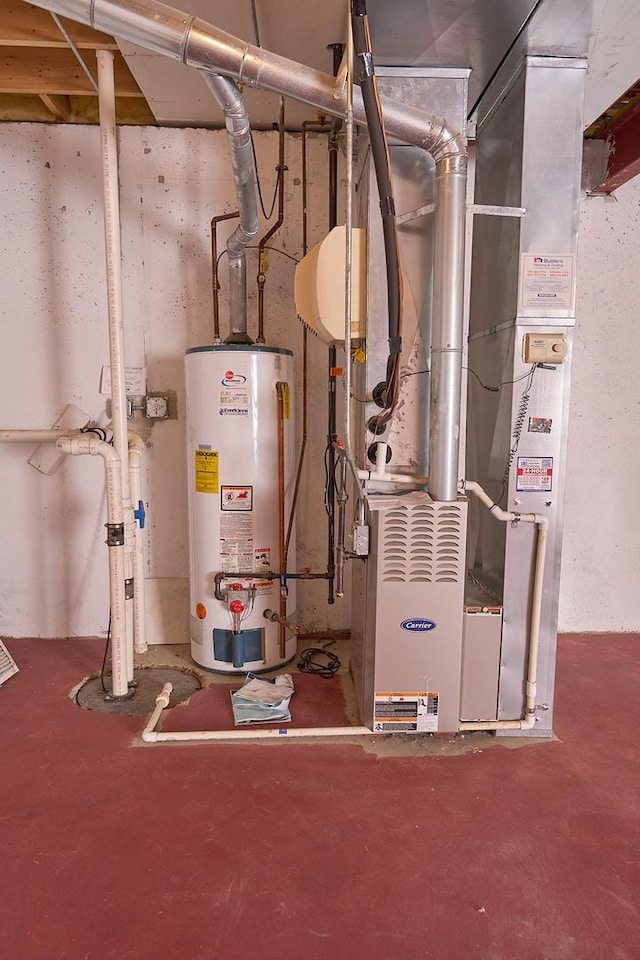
[194,448,219,494]
[374,692,439,733]
[221,485,253,511]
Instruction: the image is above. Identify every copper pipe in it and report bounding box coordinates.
[210,211,239,341]
[276,381,288,658]
[282,117,327,563]
[284,329,306,561]
[257,97,286,344]
[301,117,328,257]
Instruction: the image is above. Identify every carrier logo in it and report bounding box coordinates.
[222,371,247,387]
[401,618,436,633]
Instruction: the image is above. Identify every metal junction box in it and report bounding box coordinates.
[352,492,468,733]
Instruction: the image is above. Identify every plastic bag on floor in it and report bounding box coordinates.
[230,672,295,725]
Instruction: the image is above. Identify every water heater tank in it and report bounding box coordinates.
[184,345,296,673]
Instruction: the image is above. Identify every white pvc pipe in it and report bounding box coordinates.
[128,434,147,654]
[459,479,549,732]
[56,434,129,698]
[0,428,145,695]
[97,50,135,683]
[0,429,84,443]
[141,682,374,742]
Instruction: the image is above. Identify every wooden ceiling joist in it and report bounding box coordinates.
[0,2,118,49]
[0,47,144,97]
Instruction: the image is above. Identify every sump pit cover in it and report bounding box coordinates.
[75,666,201,715]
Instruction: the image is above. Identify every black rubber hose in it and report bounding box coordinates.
[351,0,402,417]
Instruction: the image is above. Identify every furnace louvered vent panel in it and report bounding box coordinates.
[382,501,464,583]
[0,640,18,686]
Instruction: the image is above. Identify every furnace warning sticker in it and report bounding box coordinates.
[516,456,553,492]
[519,253,575,310]
[219,370,249,417]
[221,485,253,511]
[194,449,219,494]
[220,512,253,573]
[374,692,439,733]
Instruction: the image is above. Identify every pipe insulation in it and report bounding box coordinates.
[200,74,258,343]
[28,0,468,501]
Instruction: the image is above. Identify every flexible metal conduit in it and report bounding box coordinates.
[29,0,467,502]
[200,73,259,344]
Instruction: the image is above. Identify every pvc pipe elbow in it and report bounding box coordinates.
[141,730,158,743]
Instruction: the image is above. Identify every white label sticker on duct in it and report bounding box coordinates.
[519,254,575,310]
[516,456,553,492]
[373,692,439,733]
[219,370,249,417]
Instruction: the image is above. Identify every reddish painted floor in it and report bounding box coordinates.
[1,633,638,959]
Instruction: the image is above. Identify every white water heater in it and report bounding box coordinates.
[185,345,297,673]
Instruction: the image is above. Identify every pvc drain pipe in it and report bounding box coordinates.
[458,480,549,732]
[141,682,373,743]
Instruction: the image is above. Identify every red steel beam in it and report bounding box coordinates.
[591,94,640,194]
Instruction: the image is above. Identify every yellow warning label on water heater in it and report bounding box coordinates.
[195,449,219,494]
[282,384,290,420]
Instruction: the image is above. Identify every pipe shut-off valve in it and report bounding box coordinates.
[225,582,254,635]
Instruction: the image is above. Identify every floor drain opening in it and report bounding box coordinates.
[74,666,202,716]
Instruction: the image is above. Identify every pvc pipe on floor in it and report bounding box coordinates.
[458,480,548,732]
[141,682,374,743]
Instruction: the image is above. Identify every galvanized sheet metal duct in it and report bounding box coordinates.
[200,73,258,343]
[31,0,467,501]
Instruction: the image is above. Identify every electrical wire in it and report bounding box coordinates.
[498,363,537,504]
[351,0,403,427]
[216,245,299,270]
[250,132,280,220]
[297,643,341,678]
[100,613,111,693]
[465,365,536,393]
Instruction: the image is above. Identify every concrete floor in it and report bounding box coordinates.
[1,632,638,959]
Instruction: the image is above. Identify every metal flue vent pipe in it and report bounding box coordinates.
[200,73,258,344]
[30,0,467,501]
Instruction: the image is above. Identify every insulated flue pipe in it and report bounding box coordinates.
[200,74,259,344]
[29,0,467,501]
